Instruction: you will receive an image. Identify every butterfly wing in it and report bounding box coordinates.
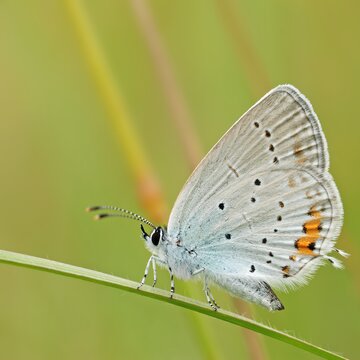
[167,85,343,292]
[191,166,343,289]
[168,85,329,237]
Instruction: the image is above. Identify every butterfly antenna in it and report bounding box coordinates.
[86,205,156,229]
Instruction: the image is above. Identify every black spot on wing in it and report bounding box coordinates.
[308,242,316,250]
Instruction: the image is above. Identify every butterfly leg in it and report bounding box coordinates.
[204,277,220,311]
[169,266,175,299]
[151,257,157,287]
[137,255,153,290]
[191,267,205,276]
[207,287,220,309]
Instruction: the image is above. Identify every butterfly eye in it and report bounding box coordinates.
[151,227,162,246]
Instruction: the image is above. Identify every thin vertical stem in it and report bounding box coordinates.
[130,0,202,170]
[216,0,272,98]
[65,0,167,223]
[233,300,268,360]
[130,1,271,359]
[130,1,271,358]
[65,1,219,358]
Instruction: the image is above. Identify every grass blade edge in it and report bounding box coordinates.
[0,249,346,360]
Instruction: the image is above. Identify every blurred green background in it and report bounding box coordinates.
[0,1,359,359]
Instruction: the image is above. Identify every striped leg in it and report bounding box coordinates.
[151,257,157,287]
[169,266,175,298]
[204,278,219,311]
[137,255,153,290]
[207,287,220,309]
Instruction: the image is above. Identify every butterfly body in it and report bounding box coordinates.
[142,225,286,310]
[144,230,202,280]
[90,84,346,311]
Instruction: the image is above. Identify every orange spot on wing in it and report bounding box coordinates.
[295,238,316,255]
[282,265,290,278]
[294,140,307,165]
[303,218,321,235]
[308,208,321,219]
[295,207,322,255]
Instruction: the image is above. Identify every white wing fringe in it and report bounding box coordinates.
[335,248,350,258]
[324,255,344,269]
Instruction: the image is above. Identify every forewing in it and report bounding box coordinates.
[168,85,329,238]
[191,167,343,288]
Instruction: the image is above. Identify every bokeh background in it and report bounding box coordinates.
[0,1,359,359]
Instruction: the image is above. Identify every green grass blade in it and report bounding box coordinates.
[0,249,346,360]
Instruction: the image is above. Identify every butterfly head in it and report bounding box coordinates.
[86,205,168,254]
[140,224,162,244]
[141,224,167,255]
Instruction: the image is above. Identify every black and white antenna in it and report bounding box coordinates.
[86,205,156,229]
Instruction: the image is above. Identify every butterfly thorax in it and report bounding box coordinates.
[166,239,204,280]
[142,225,202,280]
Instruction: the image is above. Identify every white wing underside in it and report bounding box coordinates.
[167,85,343,289]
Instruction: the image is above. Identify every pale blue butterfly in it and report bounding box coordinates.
[88,85,347,311]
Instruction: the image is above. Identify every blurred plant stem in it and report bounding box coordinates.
[129,0,202,171]
[65,1,220,358]
[0,249,346,360]
[233,301,268,360]
[129,1,269,359]
[216,0,272,98]
[65,0,167,224]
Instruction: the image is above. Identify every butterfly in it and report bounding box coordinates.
[88,85,347,311]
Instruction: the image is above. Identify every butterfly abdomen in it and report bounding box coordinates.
[211,274,284,311]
